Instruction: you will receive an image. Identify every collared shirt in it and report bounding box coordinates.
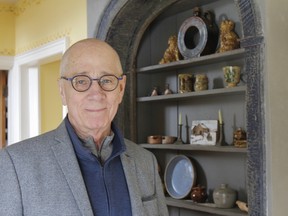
[65,117,132,216]
[81,133,114,164]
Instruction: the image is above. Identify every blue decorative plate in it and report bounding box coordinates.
[164,155,196,199]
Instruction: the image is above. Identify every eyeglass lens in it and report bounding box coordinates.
[72,75,120,92]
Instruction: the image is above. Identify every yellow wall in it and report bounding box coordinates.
[0,3,15,55]
[15,0,87,54]
[0,0,88,134]
[40,61,62,133]
[0,0,87,55]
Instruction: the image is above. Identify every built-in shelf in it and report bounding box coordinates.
[165,197,247,216]
[137,86,246,102]
[137,48,246,74]
[140,144,247,153]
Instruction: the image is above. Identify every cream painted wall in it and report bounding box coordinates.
[264,0,288,215]
[40,61,62,134]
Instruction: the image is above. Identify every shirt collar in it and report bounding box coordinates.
[64,116,126,162]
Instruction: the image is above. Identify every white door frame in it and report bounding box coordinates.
[7,37,68,145]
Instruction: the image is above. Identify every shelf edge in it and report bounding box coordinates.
[140,144,247,153]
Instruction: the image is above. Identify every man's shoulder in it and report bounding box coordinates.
[4,121,67,153]
[124,139,154,158]
[2,130,55,155]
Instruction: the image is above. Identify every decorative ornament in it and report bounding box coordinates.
[178,7,219,59]
[217,19,240,53]
[159,35,182,64]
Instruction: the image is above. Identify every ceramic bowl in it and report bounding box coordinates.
[147,135,162,144]
[162,136,177,144]
[164,155,196,199]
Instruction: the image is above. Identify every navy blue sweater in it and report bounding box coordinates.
[65,117,132,216]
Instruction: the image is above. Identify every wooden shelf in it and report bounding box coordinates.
[137,49,246,74]
[140,144,247,153]
[166,197,247,216]
[137,86,246,102]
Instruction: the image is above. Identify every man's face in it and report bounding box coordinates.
[59,41,126,137]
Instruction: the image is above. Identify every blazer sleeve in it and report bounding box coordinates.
[0,149,23,216]
[152,154,169,216]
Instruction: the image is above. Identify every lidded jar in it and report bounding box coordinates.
[213,184,237,208]
[194,74,208,91]
[178,74,194,93]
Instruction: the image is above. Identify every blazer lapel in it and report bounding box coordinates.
[51,122,94,216]
[121,152,146,216]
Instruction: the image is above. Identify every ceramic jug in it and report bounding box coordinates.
[213,184,237,208]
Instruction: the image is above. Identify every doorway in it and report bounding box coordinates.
[0,70,7,148]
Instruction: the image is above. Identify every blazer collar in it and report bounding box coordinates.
[51,121,94,216]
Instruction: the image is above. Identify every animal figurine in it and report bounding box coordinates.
[236,200,248,212]
[217,19,240,53]
[159,35,181,64]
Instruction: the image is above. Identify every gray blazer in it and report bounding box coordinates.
[0,121,168,216]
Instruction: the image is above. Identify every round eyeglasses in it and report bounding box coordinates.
[61,74,124,92]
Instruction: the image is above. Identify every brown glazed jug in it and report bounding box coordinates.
[190,185,207,203]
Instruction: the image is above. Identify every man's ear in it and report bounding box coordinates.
[58,80,67,106]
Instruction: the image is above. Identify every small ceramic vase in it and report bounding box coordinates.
[194,74,208,91]
[151,87,158,96]
[190,185,207,203]
[213,183,237,208]
[164,84,173,95]
[223,66,241,87]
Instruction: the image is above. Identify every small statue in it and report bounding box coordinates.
[159,35,181,64]
[217,19,240,53]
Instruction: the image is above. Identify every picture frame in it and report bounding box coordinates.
[190,120,218,145]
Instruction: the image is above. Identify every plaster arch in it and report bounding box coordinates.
[95,0,266,215]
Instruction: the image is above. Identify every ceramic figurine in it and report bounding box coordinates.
[159,35,181,64]
[217,19,240,53]
[236,200,248,212]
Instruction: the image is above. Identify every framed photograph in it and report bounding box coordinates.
[190,120,218,145]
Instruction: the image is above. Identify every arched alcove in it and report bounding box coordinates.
[96,0,266,215]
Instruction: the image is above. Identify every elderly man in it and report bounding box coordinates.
[0,39,168,216]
